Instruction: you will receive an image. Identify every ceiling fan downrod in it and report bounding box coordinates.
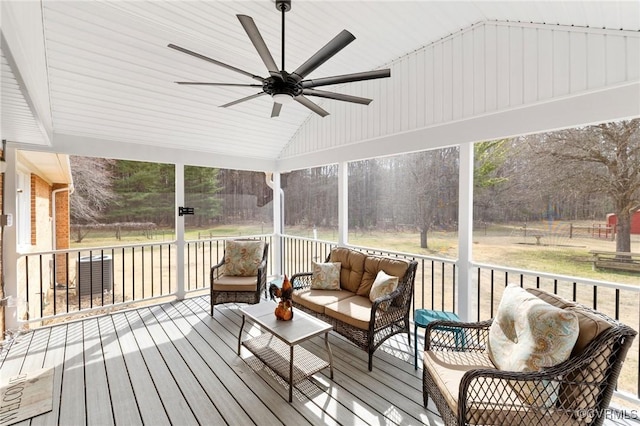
[276,0,291,71]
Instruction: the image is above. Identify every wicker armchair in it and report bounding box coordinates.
[209,240,269,316]
[291,249,418,371]
[422,288,637,426]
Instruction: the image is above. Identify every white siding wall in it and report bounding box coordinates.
[1,1,53,143]
[279,21,640,162]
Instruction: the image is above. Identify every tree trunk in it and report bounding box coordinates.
[420,228,428,249]
[615,210,632,253]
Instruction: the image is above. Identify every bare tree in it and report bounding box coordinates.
[533,119,640,253]
[70,156,117,240]
[407,148,458,248]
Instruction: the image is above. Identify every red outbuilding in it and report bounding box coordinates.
[607,210,640,235]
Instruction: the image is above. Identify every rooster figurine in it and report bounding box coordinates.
[269,275,294,321]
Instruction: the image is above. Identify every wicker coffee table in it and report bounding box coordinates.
[238,302,334,402]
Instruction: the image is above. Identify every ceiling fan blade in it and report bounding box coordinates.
[292,30,355,81]
[302,89,372,105]
[294,95,329,117]
[175,82,263,87]
[271,103,283,118]
[237,15,281,78]
[301,69,391,88]
[168,44,264,82]
[220,92,266,108]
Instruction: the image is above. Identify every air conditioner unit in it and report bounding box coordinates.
[77,255,113,296]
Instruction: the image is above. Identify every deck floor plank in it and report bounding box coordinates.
[0,330,34,377]
[58,321,87,425]
[97,316,142,426]
[152,303,282,425]
[202,298,412,426]
[188,298,345,425]
[136,306,228,424]
[122,309,200,425]
[219,299,432,426]
[83,318,115,426]
[178,298,321,425]
[110,310,171,425]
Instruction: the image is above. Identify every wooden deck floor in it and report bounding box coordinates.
[0,296,443,425]
[2,296,638,425]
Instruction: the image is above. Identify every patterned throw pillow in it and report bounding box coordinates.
[369,270,399,310]
[311,262,341,290]
[223,240,265,277]
[487,284,579,406]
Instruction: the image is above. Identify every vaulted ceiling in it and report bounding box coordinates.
[2,1,639,172]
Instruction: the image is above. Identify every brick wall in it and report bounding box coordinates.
[52,184,70,284]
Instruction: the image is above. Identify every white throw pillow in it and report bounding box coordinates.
[369,270,399,309]
[311,262,341,290]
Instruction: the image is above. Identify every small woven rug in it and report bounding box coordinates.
[0,368,54,425]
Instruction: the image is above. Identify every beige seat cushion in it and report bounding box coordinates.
[292,289,355,314]
[329,248,366,293]
[424,350,576,425]
[357,256,409,296]
[424,350,497,414]
[324,295,372,330]
[212,275,257,292]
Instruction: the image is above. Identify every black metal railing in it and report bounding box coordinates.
[18,242,176,323]
[15,234,639,402]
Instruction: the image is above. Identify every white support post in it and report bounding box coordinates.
[3,147,19,331]
[175,163,185,299]
[272,172,282,277]
[338,162,348,246]
[457,142,475,321]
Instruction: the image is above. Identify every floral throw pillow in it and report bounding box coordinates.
[487,284,579,406]
[311,262,341,290]
[223,240,264,277]
[369,270,399,310]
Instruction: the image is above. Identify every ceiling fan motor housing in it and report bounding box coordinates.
[263,75,302,97]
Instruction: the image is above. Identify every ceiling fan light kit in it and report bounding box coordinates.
[272,93,294,104]
[169,0,390,118]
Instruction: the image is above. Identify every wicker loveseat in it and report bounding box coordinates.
[291,247,418,371]
[422,286,637,426]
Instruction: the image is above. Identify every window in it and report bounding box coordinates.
[16,169,31,248]
[283,165,338,240]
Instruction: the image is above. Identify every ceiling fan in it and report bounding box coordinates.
[168,0,390,118]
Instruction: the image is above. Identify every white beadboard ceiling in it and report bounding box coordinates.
[1,1,639,171]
